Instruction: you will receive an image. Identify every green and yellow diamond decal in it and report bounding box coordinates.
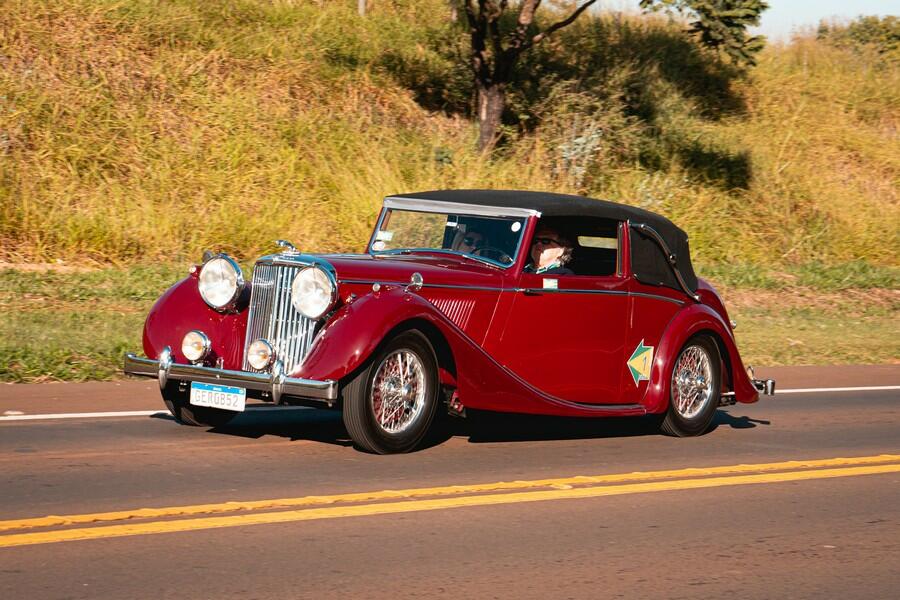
[628,339,654,386]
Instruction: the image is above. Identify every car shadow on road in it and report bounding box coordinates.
[153,406,771,450]
[447,410,664,444]
[709,410,771,432]
[153,407,355,447]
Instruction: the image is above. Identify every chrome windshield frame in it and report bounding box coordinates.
[368,197,539,269]
[382,196,541,219]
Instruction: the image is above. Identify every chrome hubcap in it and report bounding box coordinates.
[671,345,714,419]
[371,349,426,434]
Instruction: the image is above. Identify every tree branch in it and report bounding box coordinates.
[465,1,491,83]
[484,1,504,59]
[508,0,541,53]
[527,0,599,49]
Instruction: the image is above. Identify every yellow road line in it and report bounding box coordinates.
[2,454,898,533]
[1,462,899,548]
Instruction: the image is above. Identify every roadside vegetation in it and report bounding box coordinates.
[0,2,896,381]
[1,264,896,382]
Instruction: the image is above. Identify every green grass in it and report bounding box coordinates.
[0,310,145,382]
[700,261,900,290]
[0,265,188,381]
[0,265,896,382]
[732,305,899,366]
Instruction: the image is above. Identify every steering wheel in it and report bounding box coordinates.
[473,246,513,265]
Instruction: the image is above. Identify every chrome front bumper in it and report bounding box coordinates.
[124,346,338,404]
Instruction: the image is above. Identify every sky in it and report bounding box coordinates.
[605,0,900,41]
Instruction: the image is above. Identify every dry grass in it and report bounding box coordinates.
[0,0,897,275]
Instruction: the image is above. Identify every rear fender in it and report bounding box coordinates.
[643,304,759,414]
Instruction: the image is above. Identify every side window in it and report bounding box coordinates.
[529,217,620,277]
[568,221,620,277]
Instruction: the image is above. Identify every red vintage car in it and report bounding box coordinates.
[125,190,774,453]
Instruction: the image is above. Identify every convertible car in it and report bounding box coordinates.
[125,190,774,453]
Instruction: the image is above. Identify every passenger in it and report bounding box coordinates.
[528,227,575,275]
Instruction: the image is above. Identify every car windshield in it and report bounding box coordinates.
[370,208,527,267]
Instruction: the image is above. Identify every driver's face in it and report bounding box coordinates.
[459,232,484,251]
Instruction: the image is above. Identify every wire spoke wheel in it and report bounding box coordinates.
[671,345,713,419]
[370,349,427,434]
[342,330,439,454]
[661,335,721,437]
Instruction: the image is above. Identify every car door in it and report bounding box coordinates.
[493,271,630,405]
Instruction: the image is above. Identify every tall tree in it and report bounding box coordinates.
[463,1,768,152]
[464,1,601,152]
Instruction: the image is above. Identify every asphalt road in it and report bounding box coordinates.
[0,366,898,599]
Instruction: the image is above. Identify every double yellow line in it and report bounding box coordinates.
[2,455,898,548]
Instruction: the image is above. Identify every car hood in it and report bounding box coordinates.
[319,253,508,289]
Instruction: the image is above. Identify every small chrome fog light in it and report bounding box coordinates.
[181,330,211,363]
[247,339,275,370]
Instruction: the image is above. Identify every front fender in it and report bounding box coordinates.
[293,287,448,382]
[143,273,248,369]
[643,303,759,414]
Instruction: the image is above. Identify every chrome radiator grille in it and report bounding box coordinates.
[243,262,317,374]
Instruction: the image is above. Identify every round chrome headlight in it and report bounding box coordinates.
[247,339,275,370]
[198,255,244,311]
[291,267,336,319]
[181,330,211,363]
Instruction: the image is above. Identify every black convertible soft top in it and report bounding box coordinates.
[393,189,698,293]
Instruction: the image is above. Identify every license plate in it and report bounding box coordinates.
[189,382,246,412]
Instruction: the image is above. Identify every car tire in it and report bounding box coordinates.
[161,382,236,428]
[342,330,440,454]
[660,334,721,437]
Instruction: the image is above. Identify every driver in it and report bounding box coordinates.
[452,228,486,254]
[527,227,575,275]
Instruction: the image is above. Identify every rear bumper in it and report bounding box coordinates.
[752,378,776,396]
[124,347,338,403]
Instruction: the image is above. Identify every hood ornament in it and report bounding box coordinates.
[275,240,298,254]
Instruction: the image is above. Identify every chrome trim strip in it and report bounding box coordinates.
[517,288,628,296]
[383,196,541,219]
[124,353,338,401]
[516,289,683,305]
[629,291,686,306]
[338,280,684,305]
[561,401,645,410]
[629,222,701,302]
[338,279,506,292]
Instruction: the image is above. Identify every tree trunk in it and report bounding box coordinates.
[477,82,506,152]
